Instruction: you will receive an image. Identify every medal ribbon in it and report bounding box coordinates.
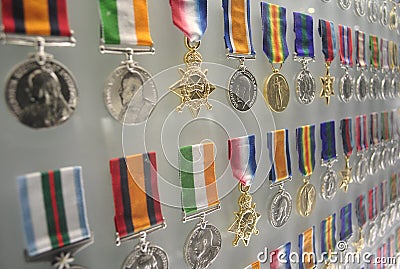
[396,227,400,253]
[390,110,397,140]
[370,112,380,146]
[340,203,353,241]
[228,135,257,186]
[299,226,316,269]
[320,121,337,162]
[270,242,291,269]
[318,19,337,63]
[356,30,367,68]
[340,118,354,157]
[390,173,397,203]
[261,2,289,64]
[389,235,395,257]
[18,166,90,257]
[356,193,367,228]
[338,24,353,67]
[267,129,292,184]
[293,12,314,58]
[369,35,380,69]
[380,180,388,211]
[368,186,378,221]
[99,0,153,46]
[320,213,336,259]
[296,125,316,177]
[169,0,207,42]
[398,171,400,200]
[1,0,71,36]
[381,111,391,142]
[179,143,219,215]
[222,0,255,55]
[389,41,397,70]
[355,115,369,152]
[397,109,400,139]
[110,153,164,239]
[244,261,261,269]
[381,38,389,71]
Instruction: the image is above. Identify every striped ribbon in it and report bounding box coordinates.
[320,121,337,162]
[318,19,337,62]
[296,125,316,177]
[389,235,394,257]
[355,30,367,68]
[99,0,153,46]
[368,186,378,221]
[390,173,397,203]
[340,203,353,241]
[109,153,164,239]
[377,244,385,269]
[381,38,389,71]
[355,115,369,152]
[169,0,208,42]
[299,226,316,269]
[179,143,219,215]
[397,109,400,138]
[370,112,380,146]
[1,0,71,36]
[369,35,380,68]
[293,12,314,58]
[244,261,260,269]
[267,129,292,185]
[228,135,257,186]
[320,213,336,259]
[222,0,255,55]
[390,110,396,139]
[389,41,397,70]
[356,193,367,227]
[260,2,289,64]
[18,166,90,257]
[270,242,291,269]
[338,25,353,67]
[397,227,400,253]
[340,118,354,157]
[398,171,400,199]
[380,180,388,211]
[381,111,391,142]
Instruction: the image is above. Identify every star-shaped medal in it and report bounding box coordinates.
[53,252,75,269]
[339,157,352,192]
[320,62,335,105]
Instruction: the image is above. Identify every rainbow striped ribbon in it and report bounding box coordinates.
[370,112,380,146]
[369,35,380,68]
[320,121,337,162]
[109,153,164,239]
[244,261,260,269]
[338,24,353,67]
[267,129,292,185]
[1,0,72,36]
[356,30,367,68]
[340,118,354,157]
[320,213,336,260]
[396,227,400,253]
[260,2,289,64]
[99,0,153,46]
[228,135,257,186]
[170,0,208,42]
[293,12,314,58]
[381,38,389,71]
[179,143,220,215]
[270,242,291,269]
[380,180,388,212]
[18,166,90,257]
[390,173,397,203]
[296,125,316,177]
[355,114,369,152]
[356,193,367,227]
[381,111,391,142]
[299,226,316,269]
[222,0,255,55]
[318,19,337,62]
[340,203,353,241]
[368,186,378,221]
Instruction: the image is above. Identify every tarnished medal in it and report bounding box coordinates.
[337,24,354,103]
[354,0,367,16]
[366,186,379,246]
[380,0,390,26]
[122,243,168,269]
[368,0,380,22]
[369,35,381,100]
[320,121,338,200]
[338,0,352,9]
[270,188,292,228]
[228,68,257,112]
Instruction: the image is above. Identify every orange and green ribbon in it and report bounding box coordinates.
[369,35,380,69]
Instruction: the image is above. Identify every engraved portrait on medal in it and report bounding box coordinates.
[228,69,257,112]
[122,245,168,269]
[269,190,292,228]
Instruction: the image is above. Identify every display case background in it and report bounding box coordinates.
[0,0,399,268]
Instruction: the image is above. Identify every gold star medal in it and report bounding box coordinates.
[320,62,335,105]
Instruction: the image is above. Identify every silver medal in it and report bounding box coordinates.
[184,223,221,269]
[104,64,157,125]
[380,0,390,26]
[338,0,352,9]
[366,222,378,246]
[354,0,367,16]
[390,142,399,165]
[353,154,368,183]
[380,146,391,170]
[381,74,391,100]
[391,73,399,98]
[269,189,292,228]
[295,68,316,105]
[369,72,381,100]
[355,71,368,102]
[368,0,380,22]
[321,167,338,200]
[228,68,257,112]
[388,205,397,227]
[122,244,168,269]
[339,71,353,102]
[378,213,388,237]
[5,55,78,129]
[368,148,381,175]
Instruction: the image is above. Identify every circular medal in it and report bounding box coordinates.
[355,72,368,102]
[381,74,391,100]
[228,69,257,112]
[184,224,221,269]
[368,0,379,22]
[5,56,78,129]
[368,149,381,175]
[264,71,290,113]
[389,6,398,30]
[339,72,353,102]
[391,74,399,98]
[104,64,157,125]
[337,0,351,9]
[389,205,397,227]
[380,146,391,170]
[122,244,168,269]
[369,72,381,100]
[353,156,368,183]
[269,190,292,228]
[321,168,338,200]
[295,68,316,105]
[366,222,378,246]
[354,0,367,16]
[378,213,388,237]
[380,0,389,26]
[390,143,399,165]
[296,181,316,217]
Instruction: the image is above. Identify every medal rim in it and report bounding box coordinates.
[380,0,389,26]
[269,189,292,228]
[339,72,354,102]
[227,68,257,113]
[337,0,351,10]
[381,75,391,100]
[263,72,290,113]
[321,168,338,200]
[354,0,367,16]
[369,73,381,100]
[295,68,316,105]
[355,72,368,102]
[296,181,316,217]
[354,156,368,184]
[121,244,169,269]
[368,0,379,22]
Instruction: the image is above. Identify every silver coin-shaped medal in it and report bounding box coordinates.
[295,68,316,105]
[353,156,368,183]
[355,72,368,102]
[391,74,399,98]
[390,143,399,165]
[228,69,257,112]
[381,74,391,100]
[380,147,391,170]
[378,213,388,237]
[321,168,338,200]
[368,0,379,22]
[380,0,389,26]
[388,205,397,227]
[104,65,157,125]
[269,190,292,228]
[184,224,221,269]
[369,72,380,100]
[5,56,78,129]
[354,0,367,16]
[338,0,352,9]
[122,244,168,269]
[366,222,378,246]
[368,149,381,175]
[339,72,353,102]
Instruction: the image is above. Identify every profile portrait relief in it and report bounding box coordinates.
[233,75,252,110]
[135,254,158,269]
[192,228,220,269]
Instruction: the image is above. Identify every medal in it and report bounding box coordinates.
[337,0,352,9]
[99,0,157,125]
[293,12,316,105]
[319,19,337,105]
[270,243,291,269]
[354,193,367,253]
[368,112,381,175]
[354,0,367,16]
[381,0,390,26]
[338,25,354,102]
[299,227,317,269]
[227,135,261,246]
[320,121,338,200]
[340,203,353,243]
[223,0,257,112]
[17,167,92,268]
[389,41,399,98]
[388,173,398,227]
[339,118,354,192]
[169,0,215,118]
[321,214,337,268]
[109,153,168,269]
[366,186,379,246]
[353,115,369,183]
[179,143,221,269]
[368,0,380,22]
[380,111,391,170]
[1,0,77,129]
[295,125,317,217]
[380,39,391,99]
[389,2,398,30]
[355,30,369,102]
[378,180,389,237]
[261,2,290,113]
[267,129,293,228]
[369,35,381,100]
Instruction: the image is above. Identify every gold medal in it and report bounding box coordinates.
[320,62,335,105]
[339,155,353,192]
[296,177,316,217]
[263,66,290,112]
